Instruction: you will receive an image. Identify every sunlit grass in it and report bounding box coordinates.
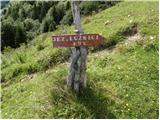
[1,1,158,119]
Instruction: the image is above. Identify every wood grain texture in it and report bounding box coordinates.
[67,1,87,92]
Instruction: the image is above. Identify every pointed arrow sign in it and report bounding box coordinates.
[52,34,105,48]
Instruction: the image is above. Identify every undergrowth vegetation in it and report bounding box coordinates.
[1,1,117,49]
[1,1,159,119]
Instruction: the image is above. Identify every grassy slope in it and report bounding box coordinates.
[1,2,159,119]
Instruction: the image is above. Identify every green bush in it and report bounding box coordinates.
[41,16,56,32]
[1,1,119,49]
[1,17,15,48]
[54,2,66,24]
[1,17,27,49]
[24,18,41,40]
[60,10,73,25]
[7,2,20,20]
[37,44,45,51]
[14,20,27,46]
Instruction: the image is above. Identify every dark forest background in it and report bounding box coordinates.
[1,1,118,50]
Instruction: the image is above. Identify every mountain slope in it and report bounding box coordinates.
[1,1,159,119]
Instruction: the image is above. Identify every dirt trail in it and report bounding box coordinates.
[91,32,142,57]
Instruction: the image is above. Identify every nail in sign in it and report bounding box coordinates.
[52,34,105,48]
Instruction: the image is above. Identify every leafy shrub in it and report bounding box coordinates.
[1,17,15,49]
[37,44,45,51]
[1,1,119,49]
[18,2,32,20]
[24,18,41,40]
[24,18,40,31]
[54,2,66,24]
[1,17,27,49]
[60,10,73,25]
[14,20,27,46]
[7,2,20,20]
[41,16,56,32]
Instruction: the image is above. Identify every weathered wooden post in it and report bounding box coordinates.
[67,1,87,92]
[52,1,105,93]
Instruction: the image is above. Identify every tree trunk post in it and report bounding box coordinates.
[67,1,87,92]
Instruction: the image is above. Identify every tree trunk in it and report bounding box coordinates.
[67,1,87,92]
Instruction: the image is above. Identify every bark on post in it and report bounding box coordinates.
[67,1,87,92]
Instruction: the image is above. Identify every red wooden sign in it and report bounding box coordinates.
[52,34,105,48]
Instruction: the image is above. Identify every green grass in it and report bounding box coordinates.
[1,1,159,119]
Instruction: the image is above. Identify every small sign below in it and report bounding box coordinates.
[52,34,105,48]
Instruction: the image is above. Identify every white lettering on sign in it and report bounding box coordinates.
[52,34,105,47]
[82,36,87,40]
[54,35,100,42]
[69,36,72,41]
[74,36,78,41]
[73,42,76,46]
[96,35,99,40]
[61,37,64,41]
[72,41,85,46]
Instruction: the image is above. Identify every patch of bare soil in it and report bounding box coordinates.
[124,33,142,45]
[92,25,142,56]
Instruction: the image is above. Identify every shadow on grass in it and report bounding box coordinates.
[51,79,116,119]
[76,83,116,119]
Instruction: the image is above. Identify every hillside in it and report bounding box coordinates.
[1,1,117,49]
[1,1,159,119]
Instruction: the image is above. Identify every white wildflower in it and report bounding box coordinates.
[150,36,154,40]
[129,20,133,23]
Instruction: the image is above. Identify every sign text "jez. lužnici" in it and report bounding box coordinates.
[52,34,105,48]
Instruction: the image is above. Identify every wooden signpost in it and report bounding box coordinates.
[52,1,105,92]
[52,34,105,48]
